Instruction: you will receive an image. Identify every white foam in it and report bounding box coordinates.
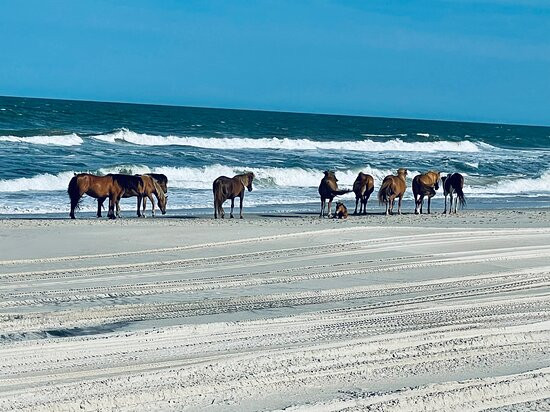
[0,133,83,146]
[465,170,550,195]
[91,128,483,153]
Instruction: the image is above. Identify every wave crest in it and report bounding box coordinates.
[91,128,483,153]
[0,134,83,146]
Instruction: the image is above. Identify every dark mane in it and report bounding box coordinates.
[109,174,142,193]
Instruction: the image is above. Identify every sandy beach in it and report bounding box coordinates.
[1,209,549,411]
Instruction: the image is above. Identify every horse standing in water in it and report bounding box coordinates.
[318,171,350,217]
[378,168,408,215]
[442,173,466,214]
[412,171,441,214]
[68,173,128,219]
[352,172,374,215]
[213,172,254,219]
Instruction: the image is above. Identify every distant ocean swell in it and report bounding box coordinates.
[0,128,486,152]
[1,164,549,195]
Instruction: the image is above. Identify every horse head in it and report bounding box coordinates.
[246,172,254,192]
[153,180,167,215]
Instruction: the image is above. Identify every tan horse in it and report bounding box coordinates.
[98,174,167,217]
[353,172,374,215]
[68,173,128,219]
[142,173,168,212]
[442,173,466,214]
[213,172,254,219]
[378,168,408,215]
[318,171,350,217]
[412,171,441,214]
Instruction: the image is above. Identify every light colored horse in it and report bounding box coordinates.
[353,172,374,215]
[213,172,254,219]
[412,171,441,214]
[378,168,408,215]
[442,173,466,214]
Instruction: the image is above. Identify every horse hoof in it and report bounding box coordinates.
[240,216,243,219]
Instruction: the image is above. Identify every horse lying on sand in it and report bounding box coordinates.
[412,171,440,214]
[353,172,374,215]
[319,171,351,218]
[97,174,167,218]
[334,202,348,219]
[68,173,130,219]
[378,168,408,215]
[442,172,466,214]
[213,172,254,219]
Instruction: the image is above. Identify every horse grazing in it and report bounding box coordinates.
[442,173,466,214]
[378,168,408,215]
[213,172,254,219]
[412,171,441,214]
[68,173,125,219]
[97,174,167,217]
[353,172,374,215]
[318,171,351,217]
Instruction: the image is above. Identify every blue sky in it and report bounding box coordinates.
[1,0,549,125]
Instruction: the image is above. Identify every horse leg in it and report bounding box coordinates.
[449,193,454,214]
[97,197,106,218]
[108,196,116,219]
[69,192,83,219]
[239,194,244,219]
[354,197,359,215]
[443,194,447,214]
[398,195,403,215]
[214,200,218,219]
[220,202,225,219]
[148,194,155,217]
[454,193,458,214]
[327,199,333,218]
[136,196,142,217]
[363,197,368,214]
[427,196,431,214]
[230,198,235,219]
[320,198,325,217]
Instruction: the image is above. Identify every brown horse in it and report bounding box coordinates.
[98,174,167,217]
[412,171,441,214]
[378,168,408,215]
[213,172,254,219]
[442,173,466,214]
[68,173,127,219]
[353,172,374,215]
[334,202,349,219]
[318,171,350,217]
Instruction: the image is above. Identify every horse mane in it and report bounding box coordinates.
[152,178,166,202]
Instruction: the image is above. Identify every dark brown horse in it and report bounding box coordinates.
[353,172,374,215]
[97,174,167,217]
[318,171,350,217]
[378,168,408,215]
[213,172,254,219]
[442,173,466,214]
[412,171,440,214]
[68,173,128,219]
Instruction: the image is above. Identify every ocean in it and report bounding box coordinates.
[0,96,549,217]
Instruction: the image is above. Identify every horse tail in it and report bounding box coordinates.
[67,174,82,209]
[456,185,466,208]
[331,189,351,197]
[378,179,393,205]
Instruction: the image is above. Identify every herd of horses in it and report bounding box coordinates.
[318,169,465,218]
[67,169,465,219]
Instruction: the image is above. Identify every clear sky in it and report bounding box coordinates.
[1,0,549,125]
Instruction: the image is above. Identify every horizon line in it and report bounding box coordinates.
[2,94,549,129]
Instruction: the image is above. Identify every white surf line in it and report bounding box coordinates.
[1,226,547,266]
[2,235,549,283]
[1,322,547,411]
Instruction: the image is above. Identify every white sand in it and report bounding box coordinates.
[0,210,549,411]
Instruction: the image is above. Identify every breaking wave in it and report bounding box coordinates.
[0,134,83,146]
[91,128,484,153]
